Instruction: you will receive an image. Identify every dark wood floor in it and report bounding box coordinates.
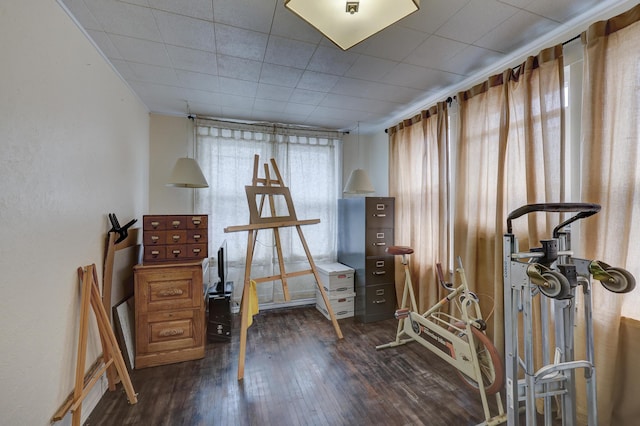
[86,306,502,426]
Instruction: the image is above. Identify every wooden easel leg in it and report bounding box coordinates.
[88,266,137,404]
[71,267,92,426]
[295,226,343,339]
[238,230,255,380]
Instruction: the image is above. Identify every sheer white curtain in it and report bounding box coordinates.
[194,119,342,306]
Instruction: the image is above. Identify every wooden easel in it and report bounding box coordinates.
[52,264,137,425]
[225,155,343,380]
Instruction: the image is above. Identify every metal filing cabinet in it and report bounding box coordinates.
[338,197,396,323]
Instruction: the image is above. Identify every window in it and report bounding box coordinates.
[194,119,342,307]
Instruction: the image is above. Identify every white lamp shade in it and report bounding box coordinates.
[285,0,420,50]
[344,168,375,194]
[167,157,209,188]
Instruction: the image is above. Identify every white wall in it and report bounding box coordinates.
[0,1,149,424]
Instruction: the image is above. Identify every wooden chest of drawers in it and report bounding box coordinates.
[142,214,208,263]
[134,260,206,368]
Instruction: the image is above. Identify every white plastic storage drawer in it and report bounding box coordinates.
[315,290,355,320]
[316,262,354,292]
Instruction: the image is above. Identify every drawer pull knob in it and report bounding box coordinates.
[193,234,201,240]
[372,242,386,246]
[172,220,181,228]
[172,250,181,256]
[151,221,160,228]
[192,248,201,254]
[373,213,387,217]
[151,235,159,242]
[372,271,386,275]
[151,250,160,256]
[192,218,202,226]
[159,328,185,337]
[373,298,386,304]
[171,234,181,242]
[159,289,184,297]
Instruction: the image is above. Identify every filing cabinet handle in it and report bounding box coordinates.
[171,234,181,242]
[159,288,184,297]
[172,250,182,256]
[151,235,159,242]
[373,213,387,217]
[373,298,386,304]
[192,248,201,254]
[151,250,160,256]
[372,242,386,246]
[193,234,201,240]
[171,220,181,228]
[372,271,386,276]
[159,328,185,337]
[192,217,202,226]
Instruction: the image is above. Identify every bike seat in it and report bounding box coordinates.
[386,246,414,256]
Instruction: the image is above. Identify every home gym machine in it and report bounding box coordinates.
[377,246,506,426]
[503,203,636,426]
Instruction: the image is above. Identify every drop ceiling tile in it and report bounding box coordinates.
[264,36,317,69]
[330,78,420,104]
[253,98,287,113]
[307,46,359,76]
[256,83,294,101]
[63,0,102,31]
[475,10,560,53]
[153,9,215,51]
[214,24,269,61]
[439,44,506,76]
[217,55,262,81]
[405,35,468,68]
[360,25,430,62]
[147,0,213,21]
[283,102,316,116]
[436,0,519,44]
[83,0,161,40]
[213,92,254,109]
[87,30,122,60]
[109,59,135,80]
[166,45,217,74]
[525,0,602,22]
[399,0,469,34]
[218,77,258,97]
[289,88,327,106]
[297,71,340,92]
[212,0,277,33]
[188,101,223,117]
[175,70,219,92]
[344,55,398,81]
[127,62,178,85]
[271,5,324,43]
[108,34,171,67]
[259,63,303,87]
[385,63,462,91]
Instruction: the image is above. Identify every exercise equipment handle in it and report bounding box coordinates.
[506,203,601,235]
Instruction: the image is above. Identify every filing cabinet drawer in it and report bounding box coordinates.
[365,228,393,257]
[365,257,394,285]
[366,198,394,228]
[357,283,396,323]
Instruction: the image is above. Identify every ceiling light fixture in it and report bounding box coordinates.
[167,114,209,188]
[344,122,375,194]
[285,0,420,50]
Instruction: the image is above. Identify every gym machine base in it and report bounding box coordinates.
[503,203,635,426]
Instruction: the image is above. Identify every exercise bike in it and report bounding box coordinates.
[377,246,507,426]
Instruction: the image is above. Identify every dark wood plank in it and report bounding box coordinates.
[85,306,499,426]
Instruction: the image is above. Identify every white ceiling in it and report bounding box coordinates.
[59,0,633,133]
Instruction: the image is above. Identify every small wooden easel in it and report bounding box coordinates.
[52,264,137,425]
[225,155,343,380]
